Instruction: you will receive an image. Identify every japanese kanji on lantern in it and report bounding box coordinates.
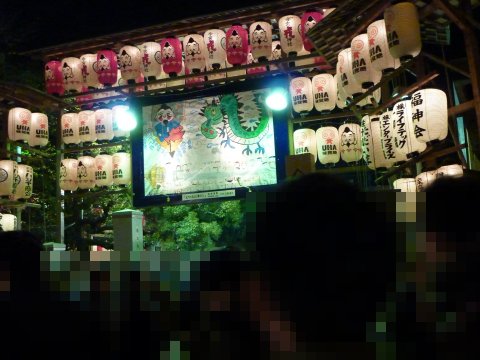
[61,57,83,93]
[0,214,17,231]
[59,158,78,192]
[140,42,162,81]
[410,89,448,144]
[312,73,336,113]
[11,164,33,200]
[0,160,18,197]
[367,19,400,74]
[94,109,114,142]
[94,154,113,187]
[184,33,207,74]
[279,15,303,56]
[351,34,382,89]
[94,49,118,86]
[384,2,421,62]
[301,10,323,52]
[77,155,96,190]
[339,123,362,163]
[415,170,437,192]
[361,115,392,170]
[8,107,31,142]
[289,77,313,115]
[392,100,426,158]
[80,54,100,89]
[226,24,249,66]
[436,164,463,178]
[379,110,408,165]
[249,21,272,62]
[118,45,142,82]
[316,126,340,165]
[44,60,64,96]
[78,110,97,143]
[293,128,317,163]
[160,37,183,77]
[393,178,416,192]
[337,48,363,99]
[112,151,132,186]
[29,113,49,147]
[112,105,130,139]
[204,29,227,70]
[61,113,80,144]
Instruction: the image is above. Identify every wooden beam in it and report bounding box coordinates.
[448,100,476,117]
[422,52,470,79]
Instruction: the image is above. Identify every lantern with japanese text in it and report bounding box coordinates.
[44,60,64,96]
[8,107,31,142]
[337,48,363,99]
[29,113,49,147]
[80,54,100,89]
[270,41,282,70]
[94,109,114,142]
[415,170,437,192]
[367,19,400,73]
[140,42,162,81]
[279,15,303,56]
[384,2,421,62]
[94,50,118,86]
[61,113,80,144]
[393,178,416,192]
[11,164,33,200]
[60,159,78,192]
[61,57,83,92]
[226,25,249,66]
[160,37,183,76]
[77,155,96,190]
[118,45,142,82]
[112,105,130,139]
[78,110,97,143]
[301,10,324,52]
[249,21,272,62]
[410,88,448,144]
[436,164,463,178]
[334,74,348,109]
[312,73,336,113]
[392,100,426,158]
[339,123,362,163]
[290,77,313,115]
[293,128,317,163]
[112,151,132,186]
[351,34,382,89]
[316,126,340,165]
[361,115,392,170]
[379,110,408,164]
[94,154,113,187]
[247,47,267,75]
[204,29,227,70]
[0,214,17,231]
[0,160,18,197]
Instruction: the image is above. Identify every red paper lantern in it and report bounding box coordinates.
[94,50,118,86]
[44,60,64,96]
[226,24,249,66]
[160,37,183,76]
[301,11,324,52]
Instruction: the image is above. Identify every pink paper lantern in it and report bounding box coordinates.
[185,67,205,89]
[94,50,118,86]
[301,11,324,52]
[226,25,249,66]
[249,21,272,62]
[184,33,207,74]
[44,60,64,96]
[160,37,183,76]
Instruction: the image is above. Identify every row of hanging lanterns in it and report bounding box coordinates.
[0,213,17,231]
[60,152,132,191]
[0,160,33,199]
[7,108,49,147]
[393,164,464,192]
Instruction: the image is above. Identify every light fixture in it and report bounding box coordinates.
[266,88,288,111]
[117,109,138,131]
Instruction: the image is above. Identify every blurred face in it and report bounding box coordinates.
[157,108,174,125]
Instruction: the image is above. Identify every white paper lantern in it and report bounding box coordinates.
[0,160,18,196]
[270,41,282,70]
[338,123,362,163]
[77,156,96,190]
[112,105,130,138]
[61,57,83,92]
[204,29,227,70]
[60,159,78,191]
[351,33,382,89]
[278,15,303,56]
[392,100,427,158]
[118,45,142,81]
[384,2,422,61]
[415,170,437,192]
[293,128,317,163]
[334,74,348,109]
[337,48,363,99]
[249,21,272,61]
[379,110,408,164]
[393,178,416,192]
[61,113,80,145]
[94,154,113,187]
[94,109,114,141]
[140,42,162,80]
[316,126,340,165]
[410,88,448,143]
[0,214,17,231]
[361,115,392,170]
[367,19,400,73]
[183,33,207,74]
[290,77,314,115]
[11,164,33,200]
[436,164,463,178]
[80,53,100,88]
[28,113,49,147]
[78,110,97,143]
[8,107,32,142]
[112,152,132,185]
[312,73,336,113]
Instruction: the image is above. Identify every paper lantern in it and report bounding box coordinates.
[226,25,249,66]
[0,214,17,231]
[112,152,132,185]
[249,21,272,62]
[112,105,130,139]
[270,41,282,70]
[8,107,31,142]
[29,113,49,147]
[160,37,183,76]
[204,29,227,70]
[361,115,392,170]
[80,53,100,89]
[278,15,303,56]
[293,128,317,163]
[290,77,314,115]
[94,50,118,86]
[436,164,463,178]
[410,88,448,143]
[0,160,18,196]
[337,48,363,99]
[140,42,162,80]
[94,154,113,187]
[415,170,437,192]
[61,57,83,92]
[246,47,267,75]
[312,73,336,113]
[351,33,382,89]
[185,67,205,89]
[393,178,416,192]
[301,11,324,52]
[60,159,78,191]
[316,126,340,165]
[61,113,80,144]
[392,100,426,158]
[11,164,33,200]
[94,109,114,141]
[77,156,96,190]
[334,74,348,109]
[44,60,64,95]
[379,110,408,164]
[78,110,97,143]
[338,123,362,163]
[118,45,142,82]
[384,2,421,61]
[367,19,400,73]
[183,33,207,74]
